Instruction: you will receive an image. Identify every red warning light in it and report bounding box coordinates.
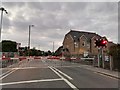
[102,40,107,44]
[95,39,107,47]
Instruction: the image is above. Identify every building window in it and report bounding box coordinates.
[82,41,85,47]
[75,43,78,47]
[87,43,90,49]
[74,42,78,47]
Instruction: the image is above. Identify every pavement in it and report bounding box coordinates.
[77,64,119,79]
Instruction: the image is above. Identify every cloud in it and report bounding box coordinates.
[1,2,118,51]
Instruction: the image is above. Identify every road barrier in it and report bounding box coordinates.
[1,56,42,68]
[47,56,60,60]
[19,57,27,61]
[1,56,95,68]
[34,57,41,59]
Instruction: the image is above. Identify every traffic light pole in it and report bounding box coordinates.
[98,48,100,67]
[101,47,105,68]
[98,47,105,68]
[95,38,107,68]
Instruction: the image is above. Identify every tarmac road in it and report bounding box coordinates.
[0,59,119,90]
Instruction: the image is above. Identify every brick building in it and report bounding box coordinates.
[63,30,109,57]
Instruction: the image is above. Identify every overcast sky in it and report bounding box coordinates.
[1,1,118,51]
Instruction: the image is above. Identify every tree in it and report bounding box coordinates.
[44,52,48,56]
[48,50,52,55]
[55,46,63,56]
[2,40,17,52]
[29,47,38,56]
[41,51,45,56]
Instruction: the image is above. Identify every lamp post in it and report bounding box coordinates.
[0,7,8,58]
[0,7,8,41]
[53,41,54,55]
[17,43,21,56]
[38,45,40,50]
[28,25,34,57]
[49,41,54,56]
[61,46,64,66]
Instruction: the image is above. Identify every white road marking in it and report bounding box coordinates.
[0,68,14,78]
[51,66,73,80]
[14,67,40,69]
[55,65,80,68]
[11,65,80,70]
[49,66,79,90]
[0,78,63,86]
[0,68,18,80]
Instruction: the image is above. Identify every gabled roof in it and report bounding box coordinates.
[66,30,101,42]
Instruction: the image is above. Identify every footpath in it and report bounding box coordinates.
[80,64,119,79]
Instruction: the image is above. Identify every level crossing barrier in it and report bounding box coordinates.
[1,56,42,68]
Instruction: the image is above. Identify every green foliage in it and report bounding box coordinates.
[54,46,63,56]
[43,50,53,56]
[29,47,40,56]
[2,40,17,52]
[48,50,52,55]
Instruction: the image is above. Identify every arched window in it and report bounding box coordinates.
[82,41,85,47]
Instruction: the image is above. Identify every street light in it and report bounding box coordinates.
[0,7,8,41]
[49,41,55,56]
[53,41,54,54]
[28,24,34,56]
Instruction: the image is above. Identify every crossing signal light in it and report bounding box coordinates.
[100,40,107,46]
[95,39,107,47]
[95,39,100,47]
